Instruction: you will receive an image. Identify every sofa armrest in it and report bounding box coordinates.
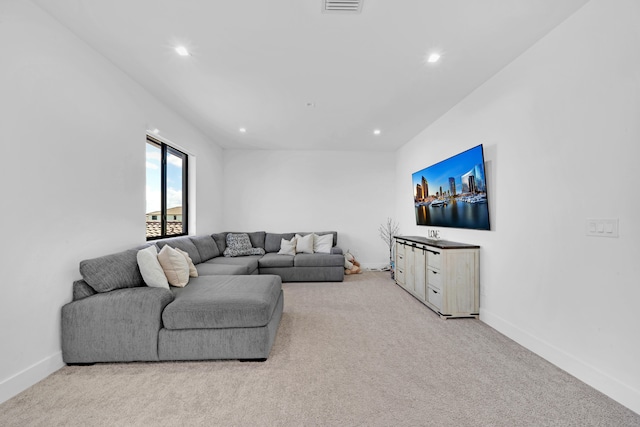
[61,287,174,363]
[331,246,343,255]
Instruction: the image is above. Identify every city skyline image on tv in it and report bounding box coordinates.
[412,144,490,230]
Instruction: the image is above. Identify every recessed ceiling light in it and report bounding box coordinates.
[427,53,441,63]
[175,46,190,56]
[373,129,381,135]
[239,128,247,133]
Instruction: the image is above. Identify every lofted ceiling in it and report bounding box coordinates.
[32,0,589,151]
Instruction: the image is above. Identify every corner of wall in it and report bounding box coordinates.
[0,352,64,405]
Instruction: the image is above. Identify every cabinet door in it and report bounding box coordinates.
[442,250,479,315]
[413,246,426,300]
[395,240,406,286]
[405,244,415,292]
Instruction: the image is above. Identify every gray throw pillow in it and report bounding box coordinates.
[79,249,144,293]
[223,233,266,257]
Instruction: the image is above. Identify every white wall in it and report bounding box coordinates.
[3,0,638,415]
[222,150,395,268]
[0,1,224,403]
[395,0,640,413]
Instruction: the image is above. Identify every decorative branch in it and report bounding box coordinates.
[379,217,400,265]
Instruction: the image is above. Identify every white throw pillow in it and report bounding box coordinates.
[295,234,314,254]
[278,237,297,256]
[157,245,190,287]
[313,233,333,254]
[175,247,198,278]
[137,245,169,289]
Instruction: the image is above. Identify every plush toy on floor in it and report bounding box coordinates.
[344,251,362,275]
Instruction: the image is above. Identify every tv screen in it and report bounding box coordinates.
[412,144,490,230]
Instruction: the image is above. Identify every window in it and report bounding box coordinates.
[146,135,188,240]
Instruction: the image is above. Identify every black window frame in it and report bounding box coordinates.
[146,135,189,241]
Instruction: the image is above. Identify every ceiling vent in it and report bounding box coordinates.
[323,0,363,14]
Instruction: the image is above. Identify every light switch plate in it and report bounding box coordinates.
[586,219,619,238]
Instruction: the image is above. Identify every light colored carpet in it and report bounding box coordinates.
[1,272,638,426]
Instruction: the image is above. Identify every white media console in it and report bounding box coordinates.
[394,236,480,319]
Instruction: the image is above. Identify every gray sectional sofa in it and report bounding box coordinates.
[61,231,343,364]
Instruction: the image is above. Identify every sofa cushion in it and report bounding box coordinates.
[211,232,228,254]
[155,236,202,265]
[80,249,144,293]
[72,280,97,301]
[249,231,266,249]
[265,233,296,253]
[162,275,282,329]
[137,245,170,289]
[223,233,266,257]
[259,252,294,268]
[158,245,190,287]
[189,235,219,262]
[196,262,247,276]
[207,255,262,275]
[294,253,345,268]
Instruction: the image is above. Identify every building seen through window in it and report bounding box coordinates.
[146,136,188,239]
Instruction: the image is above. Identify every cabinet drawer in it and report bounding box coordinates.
[396,252,405,269]
[427,269,442,289]
[396,242,405,257]
[427,247,441,269]
[428,286,442,310]
[396,267,405,285]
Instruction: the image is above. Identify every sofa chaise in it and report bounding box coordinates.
[61,231,343,364]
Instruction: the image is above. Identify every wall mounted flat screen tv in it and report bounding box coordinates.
[412,144,490,230]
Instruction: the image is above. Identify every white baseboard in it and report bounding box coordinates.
[361,263,390,271]
[0,351,64,405]
[480,308,640,415]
